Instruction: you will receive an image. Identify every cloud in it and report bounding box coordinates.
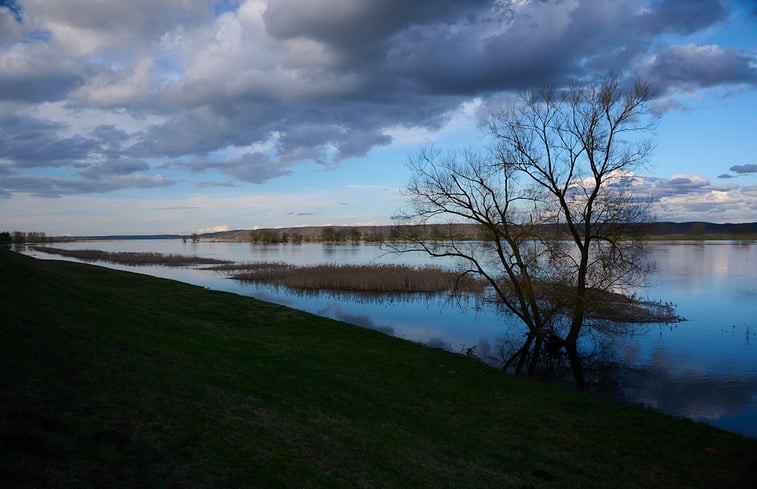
[730,164,757,174]
[0,113,95,168]
[197,225,230,233]
[0,3,23,40]
[1,0,755,202]
[20,0,211,55]
[647,174,757,222]
[72,57,156,108]
[0,173,175,198]
[0,41,81,102]
[637,0,728,35]
[589,171,757,223]
[161,152,294,184]
[639,44,757,94]
[77,158,150,179]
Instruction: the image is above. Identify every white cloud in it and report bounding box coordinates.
[383,97,483,146]
[197,225,231,233]
[73,57,155,107]
[28,101,165,138]
[22,0,209,55]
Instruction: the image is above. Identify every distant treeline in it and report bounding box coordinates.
[648,221,757,237]
[200,221,757,243]
[0,231,73,244]
[6,221,755,245]
[248,226,388,244]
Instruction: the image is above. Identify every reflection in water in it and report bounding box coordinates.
[316,302,396,336]
[621,363,757,424]
[18,240,757,438]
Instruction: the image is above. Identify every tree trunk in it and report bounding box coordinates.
[507,334,534,375]
[565,342,585,391]
[527,337,543,377]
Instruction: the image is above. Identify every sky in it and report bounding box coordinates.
[1,0,756,236]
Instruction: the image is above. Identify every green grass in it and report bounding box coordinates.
[1,248,755,488]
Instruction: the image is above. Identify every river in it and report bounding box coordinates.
[20,239,757,439]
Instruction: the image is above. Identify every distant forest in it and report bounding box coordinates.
[197,221,757,244]
[3,222,755,245]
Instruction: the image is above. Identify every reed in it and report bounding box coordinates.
[227,262,487,295]
[32,247,676,322]
[31,246,233,266]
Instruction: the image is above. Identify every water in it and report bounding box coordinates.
[20,239,757,438]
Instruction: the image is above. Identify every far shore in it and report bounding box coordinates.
[4,220,757,245]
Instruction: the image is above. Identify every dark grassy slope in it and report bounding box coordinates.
[1,249,755,488]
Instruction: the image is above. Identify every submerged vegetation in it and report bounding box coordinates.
[2,248,756,488]
[30,246,232,266]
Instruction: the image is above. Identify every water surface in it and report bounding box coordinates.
[22,239,757,438]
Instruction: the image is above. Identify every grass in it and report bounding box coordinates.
[1,248,755,488]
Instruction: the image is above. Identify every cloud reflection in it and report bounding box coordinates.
[316,302,396,336]
[619,347,757,431]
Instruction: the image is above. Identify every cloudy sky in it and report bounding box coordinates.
[1,0,756,235]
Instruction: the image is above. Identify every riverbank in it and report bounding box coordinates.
[1,249,755,488]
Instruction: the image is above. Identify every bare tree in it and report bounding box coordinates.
[394,76,658,390]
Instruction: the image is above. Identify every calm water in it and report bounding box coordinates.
[21,240,757,438]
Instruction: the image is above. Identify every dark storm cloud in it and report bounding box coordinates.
[0,115,138,169]
[262,0,485,48]
[730,164,757,174]
[20,0,212,53]
[638,0,728,35]
[135,104,279,159]
[718,173,734,179]
[0,173,175,198]
[0,114,94,167]
[256,0,738,99]
[0,43,82,102]
[2,0,755,198]
[78,158,150,179]
[641,44,757,93]
[161,152,294,184]
[221,153,296,182]
[90,125,132,157]
[0,111,173,195]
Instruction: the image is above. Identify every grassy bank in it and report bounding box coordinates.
[1,249,755,488]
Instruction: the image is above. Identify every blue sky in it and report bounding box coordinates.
[1,0,756,235]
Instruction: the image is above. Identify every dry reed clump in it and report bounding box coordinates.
[229,263,487,295]
[31,247,233,266]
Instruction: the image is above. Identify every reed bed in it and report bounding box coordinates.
[228,262,487,295]
[31,246,233,266]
